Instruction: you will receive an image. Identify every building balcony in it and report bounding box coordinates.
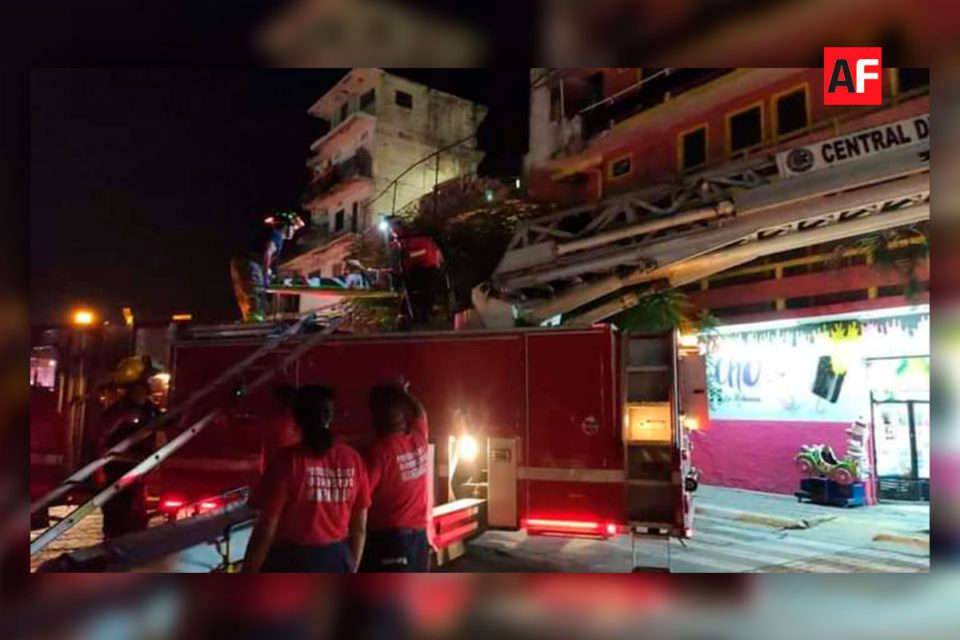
[302,149,373,206]
[308,109,376,156]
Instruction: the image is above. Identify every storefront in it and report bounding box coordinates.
[691,305,930,504]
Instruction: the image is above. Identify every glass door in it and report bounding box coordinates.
[913,402,930,501]
[872,400,929,501]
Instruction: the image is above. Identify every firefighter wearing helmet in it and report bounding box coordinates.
[97,355,163,540]
[230,211,305,323]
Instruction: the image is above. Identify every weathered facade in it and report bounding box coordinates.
[281,69,487,285]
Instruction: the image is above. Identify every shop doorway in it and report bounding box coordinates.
[867,355,930,502]
[871,400,929,501]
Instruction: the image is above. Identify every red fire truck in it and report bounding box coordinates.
[152,323,704,553]
[31,319,705,570]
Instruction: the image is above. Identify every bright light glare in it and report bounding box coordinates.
[678,333,699,348]
[457,435,479,461]
[72,309,95,326]
[378,219,390,233]
[153,373,171,385]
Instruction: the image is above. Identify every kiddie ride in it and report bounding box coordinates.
[793,420,869,507]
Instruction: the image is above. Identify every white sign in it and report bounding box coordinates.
[776,113,929,177]
[705,313,929,423]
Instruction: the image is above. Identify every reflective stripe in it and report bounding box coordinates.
[437,465,626,483]
[520,467,625,483]
[159,457,262,471]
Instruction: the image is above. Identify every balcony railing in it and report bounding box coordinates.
[302,149,373,204]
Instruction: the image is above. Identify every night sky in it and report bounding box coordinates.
[30,69,529,325]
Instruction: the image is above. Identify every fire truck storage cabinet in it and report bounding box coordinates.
[623,333,679,528]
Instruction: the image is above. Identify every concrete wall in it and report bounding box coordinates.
[369,72,486,216]
[691,419,876,504]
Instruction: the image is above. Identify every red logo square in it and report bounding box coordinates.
[824,47,883,105]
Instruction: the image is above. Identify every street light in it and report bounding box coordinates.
[72,309,95,326]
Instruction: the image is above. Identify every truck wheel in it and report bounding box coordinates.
[31,507,49,530]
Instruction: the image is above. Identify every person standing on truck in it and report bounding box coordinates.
[230,211,305,323]
[243,385,370,573]
[360,381,431,572]
[97,376,160,540]
[383,217,448,328]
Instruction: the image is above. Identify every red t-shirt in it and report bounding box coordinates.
[253,442,371,546]
[365,414,430,530]
[399,236,444,269]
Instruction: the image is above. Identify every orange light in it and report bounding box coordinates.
[72,309,95,326]
[122,307,134,327]
[525,518,601,530]
[171,313,192,322]
[682,416,700,431]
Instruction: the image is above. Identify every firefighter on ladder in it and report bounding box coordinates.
[230,211,305,323]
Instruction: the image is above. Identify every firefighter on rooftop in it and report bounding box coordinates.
[230,211,305,323]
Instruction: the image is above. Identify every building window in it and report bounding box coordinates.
[350,202,358,232]
[340,101,349,123]
[774,86,808,137]
[395,90,413,109]
[360,88,376,112]
[897,68,930,94]
[608,154,632,179]
[334,209,345,231]
[678,125,708,171]
[727,103,763,154]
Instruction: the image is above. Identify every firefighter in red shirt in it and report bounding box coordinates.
[360,382,431,572]
[243,386,370,572]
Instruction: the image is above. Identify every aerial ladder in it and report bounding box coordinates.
[487,135,929,326]
[29,311,343,561]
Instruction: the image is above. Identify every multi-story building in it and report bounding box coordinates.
[280,69,487,282]
[519,68,930,503]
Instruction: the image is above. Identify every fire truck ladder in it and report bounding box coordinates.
[493,141,929,325]
[30,312,342,556]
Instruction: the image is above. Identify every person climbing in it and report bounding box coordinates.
[231,211,305,323]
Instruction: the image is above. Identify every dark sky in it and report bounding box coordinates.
[30,69,528,325]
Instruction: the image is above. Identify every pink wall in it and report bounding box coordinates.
[691,419,876,504]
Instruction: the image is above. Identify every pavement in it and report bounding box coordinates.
[33,485,929,573]
[443,485,930,573]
